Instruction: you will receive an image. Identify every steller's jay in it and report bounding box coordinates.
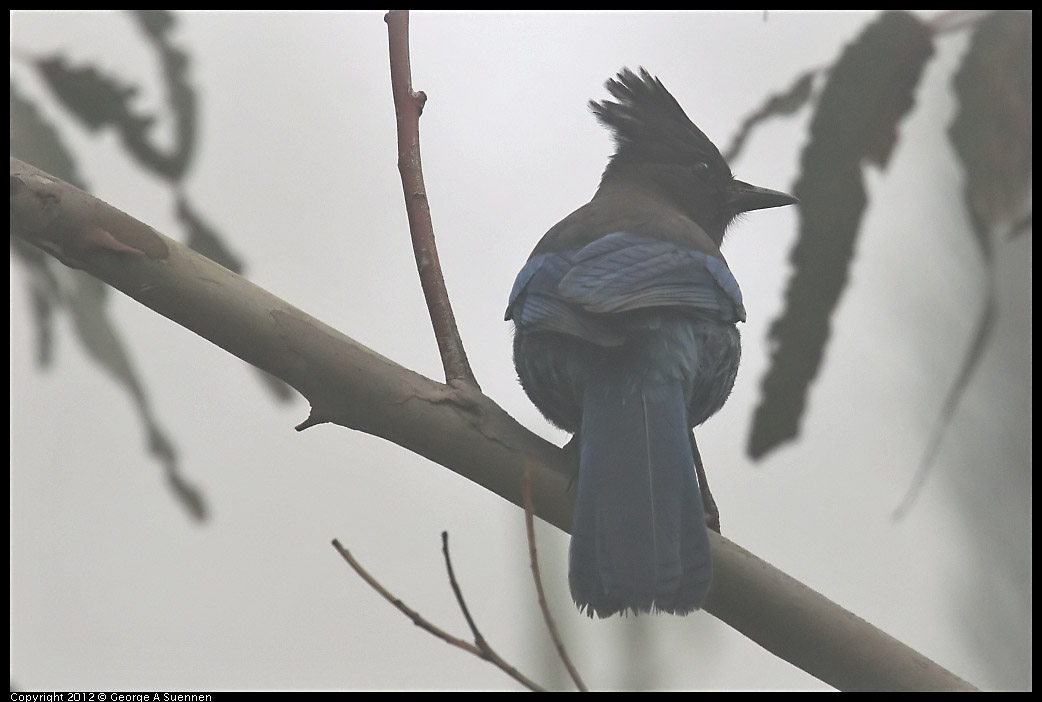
[505,68,797,617]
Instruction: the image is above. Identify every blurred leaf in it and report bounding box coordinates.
[724,70,817,163]
[252,369,298,403]
[125,10,198,181]
[11,81,205,520]
[176,195,244,274]
[10,81,86,188]
[154,425,207,521]
[66,273,208,521]
[10,80,83,367]
[11,235,61,368]
[131,7,176,36]
[748,11,934,459]
[33,9,197,181]
[1007,212,1032,241]
[894,276,998,520]
[895,12,1034,512]
[35,55,149,131]
[948,10,1032,260]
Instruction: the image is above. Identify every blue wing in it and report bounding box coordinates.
[506,231,745,346]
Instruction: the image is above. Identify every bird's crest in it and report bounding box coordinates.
[591,68,727,175]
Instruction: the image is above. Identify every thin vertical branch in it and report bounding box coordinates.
[523,465,588,692]
[384,10,478,389]
[439,532,547,691]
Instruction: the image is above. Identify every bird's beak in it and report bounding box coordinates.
[730,180,798,214]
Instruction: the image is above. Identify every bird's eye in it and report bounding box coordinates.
[692,161,710,174]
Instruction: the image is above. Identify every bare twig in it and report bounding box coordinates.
[438,532,545,690]
[384,9,478,389]
[522,465,588,692]
[332,537,545,691]
[439,531,487,649]
[331,538,475,651]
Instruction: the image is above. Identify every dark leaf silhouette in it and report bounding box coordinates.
[724,70,817,164]
[131,7,176,36]
[896,11,1033,513]
[15,10,287,496]
[893,275,997,520]
[748,11,934,459]
[36,56,153,132]
[11,234,61,368]
[948,9,1032,259]
[66,273,208,520]
[10,80,206,520]
[10,81,81,367]
[125,10,198,181]
[33,9,197,181]
[176,196,244,274]
[9,81,85,189]
[1007,212,1032,241]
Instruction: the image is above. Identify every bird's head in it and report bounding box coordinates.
[591,67,797,244]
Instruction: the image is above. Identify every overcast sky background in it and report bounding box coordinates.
[10,10,1031,691]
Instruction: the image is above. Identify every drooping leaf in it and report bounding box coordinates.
[724,70,818,164]
[1007,212,1032,241]
[895,11,1035,511]
[66,273,208,521]
[125,10,198,181]
[130,8,176,36]
[252,369,298,403]
[10,80,83,367]
[10,81,86,189]
[748,11,935,459]
[11,231,62,368]
[176,195,244,274]
[948,10,1032,258]
[36,55,151,132]
[33,10,197,182]
[894,275,998,519]
[11,81,205,520]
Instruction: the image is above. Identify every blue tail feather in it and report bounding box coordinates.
[569,368,712,617]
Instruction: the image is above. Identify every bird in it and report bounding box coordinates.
[504,68,797,617]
